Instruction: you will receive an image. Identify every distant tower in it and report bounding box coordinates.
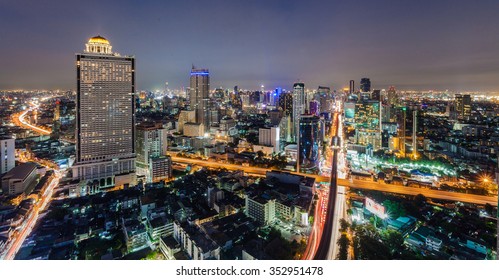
[189,66,210,132]
[412,110,418,158]
[462,94,471,118]
[399,107,406,157]
[360,78,371,92]
[387,86,397,106]
[73,35,136,189]
[54,100,60,121]
[292,83,306,142]
[349,80,355,94]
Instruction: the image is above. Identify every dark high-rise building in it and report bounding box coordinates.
[189,66,210,132]
[278,92,293,117]
[360,78,371,92]
[371,90,381,101]
[298,115,322,173]
[349,80,355,94]
[454,94,471,119]
[73,35,136,189]
[387,86,397,106]
[309,100,319,116]
[462,94,471,118]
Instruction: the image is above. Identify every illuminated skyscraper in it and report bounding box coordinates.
[189,66,210,132]
[354,100,382,150]
[462,94,471,118]
[387,86,397,106]
[73,35,136,189]
[278,92,293,117]
[292,83,306,141]
[298,115,321,173]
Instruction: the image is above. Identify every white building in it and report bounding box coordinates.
[72,35,136,189]
[173,221,220,260]
[258,126,280,153]
[245,196,276,225]
[425,235,442,251]
[136,123,168,182]
[0,137,15,175]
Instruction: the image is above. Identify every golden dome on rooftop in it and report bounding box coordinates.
[88,35,109,45]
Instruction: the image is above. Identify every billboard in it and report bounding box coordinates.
[365,197,386,219]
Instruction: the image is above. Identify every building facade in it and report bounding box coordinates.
[292,83,306,141]
[258,126,280,153]
[72,35,136,189]
[0,137,15,175]
[136,122,168,183]
[1,162,38,195]
[298,115,322,173]
[189,67,210,132]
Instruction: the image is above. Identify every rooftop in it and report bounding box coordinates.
[1,162,37,181]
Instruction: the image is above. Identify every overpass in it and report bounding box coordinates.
[170,156,497,206]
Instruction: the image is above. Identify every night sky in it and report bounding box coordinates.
[1,0,499,92]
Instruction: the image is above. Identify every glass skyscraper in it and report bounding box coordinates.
[298,115,321,173]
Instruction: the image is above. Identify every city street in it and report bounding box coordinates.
[2,170,61,260]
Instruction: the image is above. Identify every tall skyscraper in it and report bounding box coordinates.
[298,115,321,173]
[349,80,355,94]
[278,92,293,117]
[360,78,371,92]
[455,94,463,117]
[0,136,15,175]
[462,94,471,118]
[412,110,418,158]
[354,100,382,150]
[317,86,331,114]
[189,66,210,132]
[292,83,306,141]
[387,86,397,106]
[73,35,136,189]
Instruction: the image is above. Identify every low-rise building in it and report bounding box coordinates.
[122,219,148,252]
[159,235,181,260]
[1,162,38,195]
[173,221,220,260]
[425,235,442,251]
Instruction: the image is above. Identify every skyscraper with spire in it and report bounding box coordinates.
[72,35,136,190]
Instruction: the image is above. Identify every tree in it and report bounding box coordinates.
[336,233,350,260]
[382,229,405,255]
[414,194,427,208]
[340,218,350,232]
[383,200,406,219]
[484,203,494,215]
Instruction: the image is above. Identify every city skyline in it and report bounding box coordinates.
[2,0,499,91]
